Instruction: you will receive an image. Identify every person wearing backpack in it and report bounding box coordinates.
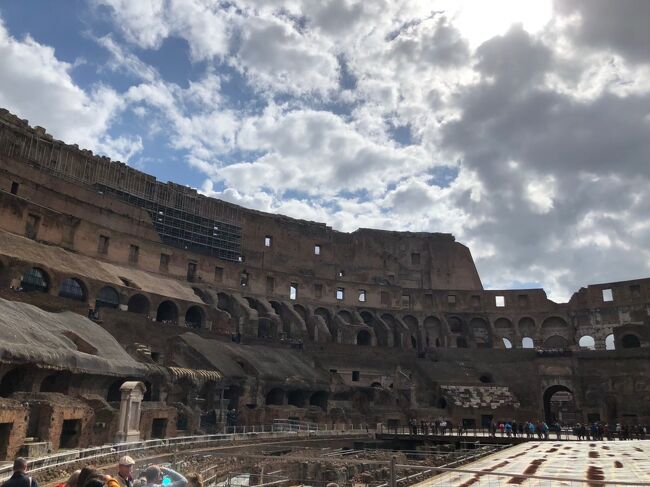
[2,458,38,487]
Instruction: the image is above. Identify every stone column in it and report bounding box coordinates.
[115,381,146,443]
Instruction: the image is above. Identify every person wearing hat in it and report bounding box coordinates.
[116,456,135,487]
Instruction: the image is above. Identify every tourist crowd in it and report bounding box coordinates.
[403,419,648,441]
[1,457,202,487]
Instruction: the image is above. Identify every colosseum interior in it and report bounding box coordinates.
[1,106,650,463]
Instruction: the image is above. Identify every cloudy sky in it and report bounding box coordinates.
[1,0,649,301]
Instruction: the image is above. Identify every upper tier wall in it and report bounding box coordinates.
[0,108,483,292]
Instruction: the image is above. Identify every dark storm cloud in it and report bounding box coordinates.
[440,24,650,297]
[555,0,650,63]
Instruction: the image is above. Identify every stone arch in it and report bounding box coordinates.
[287,390,307,408]
[360,311,389,346]
[522,336,534,348]
[265,388,285,406]
[543,384,575,424]
[156,300,179,324]
[403,315,419,349]
[192,287,213,305]
[578,335,595,350]
[96,286,120,309]
[382,313,402,348]
[20,267,50,292]
[543,335,569,349]
[621,334,641,349]
[58,277,87,301]
[541,316,569,329]
[0,366,32,397]
[309,391,328,410]
[605,333,615,350]
[502,337,513,349]
[518,317,536,336]
[40,372,71,393]
[293,304,308,322]
[337,309,353,324]
[469,317,490,347]
[217,292,233,312]
[447,316,463,334]
[127,294,150,314]
[357,329,372,346]
[185,305,204,329]
[494,317,514,330]
[423,316,442,348]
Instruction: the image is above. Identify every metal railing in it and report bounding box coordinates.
[0,422,371,481]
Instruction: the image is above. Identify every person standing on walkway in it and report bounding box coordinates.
[116,456,135,487]
[2,458,38,487]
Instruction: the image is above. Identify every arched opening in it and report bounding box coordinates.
[127,294,150,314]
[543,335,569,349]
[0,367,30,397]
[382,313,401,348]
[448,317,463,333]
[622,334,641,349]
[502,337,513,349]
[265,388,285,406]
[494,317,514,330]
[410,335,417,349]
[337,310,353,324]
[357,329,372,346]
[541,316,569,329]
[423,316,442,348]
[309,391,328,410]
[96,286,120,309]
[315,307,331,324]
[522,337,534,349]
[456,336,468,348]
[469,317,490,347]
[156,300,178,324]
[518,317,536,336]
[605,333,615,350]
[293,304,308,322]
[20,267,49,292]
[192,287,213,305]
[40,372,71,393]
[217,293,232,312]
[360,311,374,326]
[185,305,204,329]
[543,385,576,424]
[288,390,307,408]
[107,379,127,402]
[58,278,86,301]
[479,373,493,384]
[579,335,595,350]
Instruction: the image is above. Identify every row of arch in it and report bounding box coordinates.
[265,388,328,410]
[501,333,640,350]
[18,267,206,329]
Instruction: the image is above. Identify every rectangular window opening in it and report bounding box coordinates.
[159,253,170,272]
[214,266,224,282]
[381,291,390,306]
[358,289,367,302]
[447,294,457,305]
[471,295,481,307]
[240,271,249,287]
[424,294,433,307]
[10,182,19,195]
[518,294,529,307]
[411,253,421,265]
[266,276,275,293]
[602,288,613,302]
[25,213,40,240]
[98,235,110,255]
[352,371,360,382]
[289,283,298,300]
[401,294,411,308]
[336,287,345,301]
[314,283,323,299]
[314,244,321,255]
[495,295,505,307]
[630,284,641,298]
[187,261,197,281]
[128,244,139,264]
[264,235,272,247]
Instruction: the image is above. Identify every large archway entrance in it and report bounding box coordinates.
[543,385,577,424]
